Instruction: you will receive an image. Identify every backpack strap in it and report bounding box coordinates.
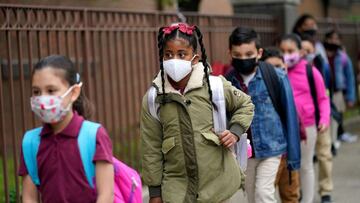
[258,61,285,124]
[147,86,160,121]
[306,64,320,126]
[22,127,43,186]
[209,76,226,134]
[77,120,101,188]
[146,77,227,134]
[22,121,100,188]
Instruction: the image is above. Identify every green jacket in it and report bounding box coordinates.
[140,63,254,203]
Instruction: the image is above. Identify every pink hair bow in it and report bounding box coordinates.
[162,23,195,35]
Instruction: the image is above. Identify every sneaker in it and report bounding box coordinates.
[321,195,333,203]
[331,144,337,157]
[333,140,341,149]
[339,132,358,143]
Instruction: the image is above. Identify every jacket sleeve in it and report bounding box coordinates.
[313,67,331,126]
[221,76,254,137]
[343,54,356,103]
[279,73,301,171]
[140,92,163,197]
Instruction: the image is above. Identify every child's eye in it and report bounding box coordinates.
[47,89,57,95]
[246,53,254,57]
[179,53,186,59]
[32,89,40,96]
[164,53,173,59]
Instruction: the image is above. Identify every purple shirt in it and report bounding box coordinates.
[19,112,113,203]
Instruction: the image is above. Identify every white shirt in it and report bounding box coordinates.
[241,72,256,87]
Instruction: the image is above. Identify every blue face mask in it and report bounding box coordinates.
[305,53,316,62]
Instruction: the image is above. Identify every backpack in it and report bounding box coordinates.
[306,63,320,126]
[147,76,249,172]
[22,120,142,203]
[258,61,286,123]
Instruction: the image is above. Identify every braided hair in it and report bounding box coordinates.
[194,26,213,103]
[157,23,213,104]
[157,27,166,102]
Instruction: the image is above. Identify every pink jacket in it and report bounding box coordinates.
[288,59,330,127]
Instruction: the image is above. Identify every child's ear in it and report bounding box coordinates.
[257,48,264,60]
[71,84,82,103]
[191,54,200,65]
[228,49,232,61]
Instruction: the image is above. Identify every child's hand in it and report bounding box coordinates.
[219,130,239,148]
[318,124,328,134]
[149,197,163,203]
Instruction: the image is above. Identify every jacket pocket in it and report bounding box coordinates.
[162,137,175,154]
[201,132,221,146]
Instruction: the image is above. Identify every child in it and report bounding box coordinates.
[261,47,301,203]
[225,27,300,203]
[19,55,114,202]
[324,30,357,143]
[279,34,330,203]
[140,23,254,203]
[301,34,335,203]
[261,47,287,72]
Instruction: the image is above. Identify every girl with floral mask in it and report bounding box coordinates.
[280,34,331,203]
[141,23,254,203]
[19,55,114,203]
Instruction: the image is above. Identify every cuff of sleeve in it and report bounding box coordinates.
[287,160,301,171]
[149,186,161,198]
[229,124,244,140]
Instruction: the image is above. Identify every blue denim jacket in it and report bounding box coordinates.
[226,65,301,170]
[323,50,356,102]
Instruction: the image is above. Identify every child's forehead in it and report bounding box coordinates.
[281,40,298,48]
[164,37,193,50]
[32,67,69,87]
[301,41,315,50]
[231,41,257,51]
[266,57,284,64]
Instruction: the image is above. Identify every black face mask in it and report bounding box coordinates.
[323,42,341,52]
[232,57,257,75]
[302,29,317,37]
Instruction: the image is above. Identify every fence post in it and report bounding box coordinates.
[82,9,95,120]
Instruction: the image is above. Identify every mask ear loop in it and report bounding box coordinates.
[190,54,198,62]
[61,82,83,111]
[60,82,83,100]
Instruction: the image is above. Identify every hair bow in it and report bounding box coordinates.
[162,23,195,35]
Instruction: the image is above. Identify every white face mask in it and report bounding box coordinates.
[163,55,196,82]
[30,83,82,124]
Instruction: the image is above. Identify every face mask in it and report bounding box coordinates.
[305,53,316,62]
[30,83,81,124]
[232,57,257,75]
[323,42,341,52]
[302,29,317,37]
[283,53,301,68]
[163,55,196,82]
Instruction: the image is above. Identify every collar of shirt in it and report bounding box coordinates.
[240,72,256,87]
[40,111,84,138]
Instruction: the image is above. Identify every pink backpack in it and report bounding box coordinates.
[113,157,142,203]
